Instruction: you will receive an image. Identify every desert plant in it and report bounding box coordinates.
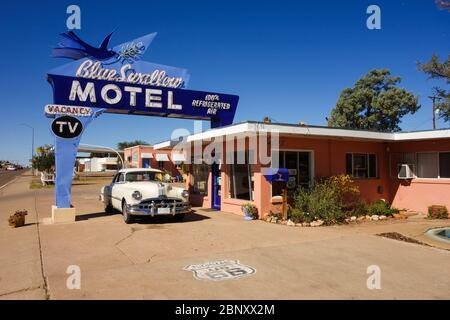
[290,174,360,224]
[8,210,27,228]
[428,205,449,219]
[347,200,368,217]
[289,208,314,223]
[367,200,399,216]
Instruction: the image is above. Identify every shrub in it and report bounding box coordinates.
[289,208,313,223]
[347,200,368,217]
[289,174,360,224]
[242,203,259,219]
[366,200,399,216]
[428,205,449,219]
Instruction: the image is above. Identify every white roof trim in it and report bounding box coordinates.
[153,140,175,150]
[393,130,450,141]
[153,122,450,148]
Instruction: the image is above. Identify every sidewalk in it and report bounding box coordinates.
[0,172,47,299]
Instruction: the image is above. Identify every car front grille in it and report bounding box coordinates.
[137,198,187,210]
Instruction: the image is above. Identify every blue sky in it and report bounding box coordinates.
[0,0,449,165]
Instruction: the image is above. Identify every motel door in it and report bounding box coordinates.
[142,158,151,168]
[211,163,221,210]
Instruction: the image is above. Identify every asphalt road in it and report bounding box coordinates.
[0,169,25,188]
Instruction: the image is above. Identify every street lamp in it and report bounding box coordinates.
[19,123,34,173]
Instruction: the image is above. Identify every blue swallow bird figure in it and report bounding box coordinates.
[52,31,117,61]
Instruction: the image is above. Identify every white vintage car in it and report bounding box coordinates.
[100,168,190,224]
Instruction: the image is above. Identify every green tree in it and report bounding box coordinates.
[32,145,55,172]
[435,0,450,11]
[116,140,148,150]
[418,54,450,122]
[327,69,420,132]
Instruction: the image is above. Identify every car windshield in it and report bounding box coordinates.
[125,171,162,182]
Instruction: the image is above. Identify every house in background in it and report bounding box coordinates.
[76,146,124,173]
[80,157,118,172]
[154,121,450,217]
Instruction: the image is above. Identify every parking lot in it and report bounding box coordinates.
[1,172,450,300]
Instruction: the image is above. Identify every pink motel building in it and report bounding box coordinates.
[152,121,450,218]
[123,145,185,179]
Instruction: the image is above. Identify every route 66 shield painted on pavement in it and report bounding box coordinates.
[184,260,256,281]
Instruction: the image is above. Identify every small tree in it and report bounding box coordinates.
[117,140,148,150]
[32,145,55,173]
[327,69,420,132]
[418,54,450,122]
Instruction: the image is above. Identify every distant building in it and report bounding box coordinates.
[79,157,118,172]
[76,145,124,173]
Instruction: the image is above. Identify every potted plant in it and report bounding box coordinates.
[8,210,28,228]
[242,203,258,220]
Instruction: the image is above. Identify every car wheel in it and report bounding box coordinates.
[122,200,134,224]
[104,202,114,214]
[173,213,185,221]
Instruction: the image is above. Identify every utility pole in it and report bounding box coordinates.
[431,95,437,130]
[429,90,443,130]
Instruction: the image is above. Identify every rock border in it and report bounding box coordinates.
[264,212,409,227]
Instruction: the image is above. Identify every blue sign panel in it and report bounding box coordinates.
[47,74,239,128]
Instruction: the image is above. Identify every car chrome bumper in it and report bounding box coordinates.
[127,200,191,216]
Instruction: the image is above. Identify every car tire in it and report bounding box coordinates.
[173,213,185,221]
[122,200,134,224]
[104,203,114,214]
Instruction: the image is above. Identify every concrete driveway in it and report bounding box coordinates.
[1,172,450,299]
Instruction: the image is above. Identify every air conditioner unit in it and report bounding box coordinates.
[398,164,415,179]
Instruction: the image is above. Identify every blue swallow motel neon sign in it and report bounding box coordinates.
[46,31,239,208]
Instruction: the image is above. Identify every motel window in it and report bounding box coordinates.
[417,152,450,179]
[440,153,450,178]
[272,151,312,197]
[346,153,377,179]
[191,162,209,195]
[227,151,254,201]
[389,152,416,178]
[157,161,165,169]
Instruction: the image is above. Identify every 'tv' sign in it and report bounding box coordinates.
[51,115,83,139]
